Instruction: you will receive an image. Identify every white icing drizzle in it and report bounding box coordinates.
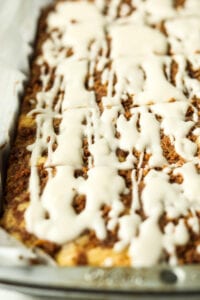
[117,106,166,167]
[107,0,121,20]
[163,220,189,265]
[26,166,126,244]
[183,0,200,16]
[188,216,199,234]
[57,60,96,109]
[123,0,200,25]
[165,16,200,54]
[25,0,200,267]
[173,55,200,99]
[174,163,200,203]
[129,217,163,267]
[120,3,131,17]
[109,24,167,58]
[115,214,141,252]
[133,0,176,24]
[103,54,200,107]
[133,56,187,105]
[151,101,198,162]
[49,109,90,167]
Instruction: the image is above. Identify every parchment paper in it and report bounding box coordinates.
[0,0,55,266]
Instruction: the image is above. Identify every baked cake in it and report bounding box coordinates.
[1,0,200,267]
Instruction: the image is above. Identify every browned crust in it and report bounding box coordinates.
[1,3,62,259]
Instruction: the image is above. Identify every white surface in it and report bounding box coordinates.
[0,0,54,266]
[0,63,25,146]
[0,0,54,299]
[0,290,62,300]
[0,0,51,72]
[0,0,51,146]
[0,0,55,262]
[0,290,37,300]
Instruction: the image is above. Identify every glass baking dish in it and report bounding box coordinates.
[0,1,200,299]
[0,265,200,299]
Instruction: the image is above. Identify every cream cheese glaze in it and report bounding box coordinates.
[25,0,200,267]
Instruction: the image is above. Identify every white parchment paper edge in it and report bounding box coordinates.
[0,0,55,266]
